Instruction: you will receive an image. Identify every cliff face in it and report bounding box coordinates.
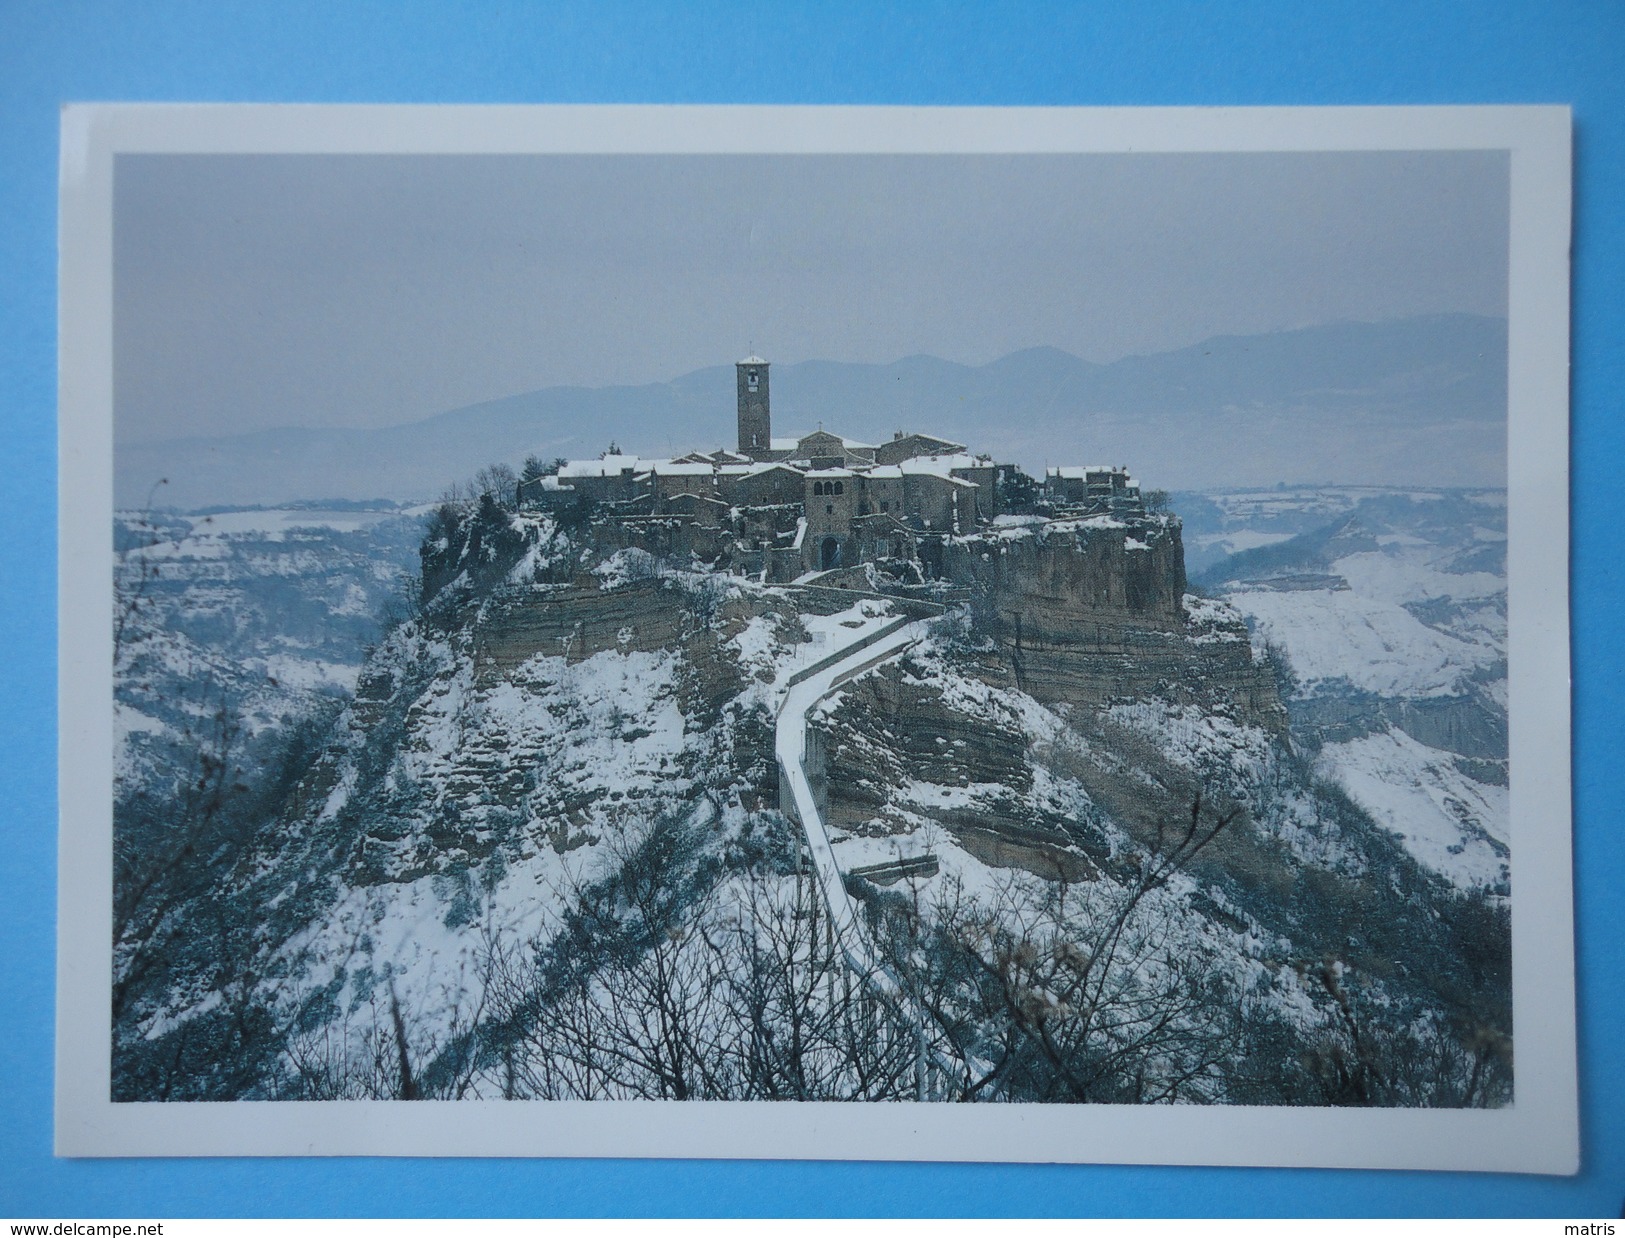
[810,663,1103,883]
[939,516,1285,732]
[329,573,789,888]
[947,513,1188,632]
[325,524,1267,952]
[1004,597,1286,731]
[407,505,1287,873]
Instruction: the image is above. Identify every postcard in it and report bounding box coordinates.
[57,104,1575,1170]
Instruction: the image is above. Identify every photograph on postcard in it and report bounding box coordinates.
[106,146,1518,1104]
[58,106,1574,1164]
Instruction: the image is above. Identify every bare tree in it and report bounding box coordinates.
[907,794,1245,1103]
[1294,955,1512,1108]
[472,813,934,1101]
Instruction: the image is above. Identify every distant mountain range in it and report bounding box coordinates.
[118,313,1507,509]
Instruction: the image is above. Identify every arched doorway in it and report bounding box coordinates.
[820,536,840,570]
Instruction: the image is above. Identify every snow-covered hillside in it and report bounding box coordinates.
[112,502,1512,1109]
[1193,488,1508,893]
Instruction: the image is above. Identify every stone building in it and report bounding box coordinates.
[874,431,965,466]
[1044,465,1143,513]
[553,453,647,503]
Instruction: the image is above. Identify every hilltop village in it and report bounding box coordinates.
[518,355,1158,591]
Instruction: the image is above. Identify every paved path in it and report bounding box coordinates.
[774,611,973,1091]
[776,617,923,980]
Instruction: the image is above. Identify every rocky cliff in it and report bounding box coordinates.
[941,515,1285,732]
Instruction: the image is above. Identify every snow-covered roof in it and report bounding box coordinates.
[865,466,903,479]
[898,464,978,488]
[770,437,800,451]
[841,437,878,450]
[718,461,803,477]
[899,454,986,476]
[559,455,653,478]
[738,354,768,366]
[652,461,718,476]
[673,449,750,465]
[805,467,856,478]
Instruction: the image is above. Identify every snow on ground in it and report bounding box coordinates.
[250,653,360,694]
[829,821,1036,908]
[278,630,711,1056]
[504,518,570,584]
[1227,587,1497,698]
[1199,487,1511,893]
[1330,550,1504,608]
[481,647,691,796]
[592,547,660,589]
[1192,530,1297,555]
[782,600,898,685]
[1105,701,1273,786]
[730,614,786,688]
[115,504,430,799]
[151,507,424,539]
[113,701,170,782]
[275,835,579,1049]
[1317,727,1508,890]
[903,625,1072,745]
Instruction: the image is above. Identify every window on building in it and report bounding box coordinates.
[747,370,759,391]
[834,481,844,495]
[880,500,889,512]
[826,504,834,515]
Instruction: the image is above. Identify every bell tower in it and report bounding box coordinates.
[736,355,771,458]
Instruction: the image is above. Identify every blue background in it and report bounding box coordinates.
[2,0,1620,1219]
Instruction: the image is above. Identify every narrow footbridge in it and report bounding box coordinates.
[773,608,978,1094]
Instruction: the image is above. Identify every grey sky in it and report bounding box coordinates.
[114,150,1508,444]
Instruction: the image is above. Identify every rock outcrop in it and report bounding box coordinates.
[937,517,1284,732]
[946,513,1188,633]
[407,504,1287,884]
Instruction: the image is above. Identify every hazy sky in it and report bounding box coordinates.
[114,150,1508,443]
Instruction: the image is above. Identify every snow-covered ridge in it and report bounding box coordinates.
[1195,486,1508,892]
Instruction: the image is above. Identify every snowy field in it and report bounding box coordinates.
[1201,486,1508,892]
